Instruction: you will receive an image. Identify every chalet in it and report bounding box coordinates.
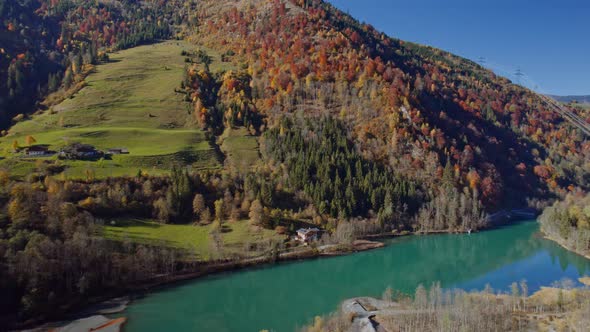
[59,143,103,160]
[296,228,320,243]
[24,145,49,157]
[107,148,129,155]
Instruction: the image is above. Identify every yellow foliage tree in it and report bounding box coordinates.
[79,197,96,209]
[25,135,36,146]
[8,199,23,221]
[45,177,61,194]
[85,168,95,182]
[0,169,9,186]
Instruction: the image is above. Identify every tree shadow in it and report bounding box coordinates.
[108,219,163,229]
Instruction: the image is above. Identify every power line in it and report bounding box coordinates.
[477,57,486,67]
[514,68,524,84]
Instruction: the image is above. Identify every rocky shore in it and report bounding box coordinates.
[335,280,590,332]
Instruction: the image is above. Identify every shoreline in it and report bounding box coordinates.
[13,220,531,330]
[340,283,590,332]
[541,231,590,260]
[11,239,384,330]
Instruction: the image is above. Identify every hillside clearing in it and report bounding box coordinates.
[220,127,260,172]
[0,41,225,178]
[102,219,285,260]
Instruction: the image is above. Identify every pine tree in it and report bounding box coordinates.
[168,165,192,220]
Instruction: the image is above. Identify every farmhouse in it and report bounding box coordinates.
[59,143,103,160]
[296,228,320,243]
[24,145,49,157]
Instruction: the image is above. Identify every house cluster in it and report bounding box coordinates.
[57,143,129,160]
[17,143,129,160]
[58,143,103,160]
[23,145,54,157]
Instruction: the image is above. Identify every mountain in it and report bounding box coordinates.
[550,95,590,105]
[1,0,589,208]
[1,0,590,325]
[189,0,589,207]
[0,0,191,128]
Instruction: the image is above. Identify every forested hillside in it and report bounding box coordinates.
[2,0,588,210]
[0,0,197,128]
[0,0,589,327]
[539,191,590,257]
[190,0,589,208]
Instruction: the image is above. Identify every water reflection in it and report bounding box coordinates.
[124,221,590,332]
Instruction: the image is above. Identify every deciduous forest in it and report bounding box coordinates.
[0,0,589,328]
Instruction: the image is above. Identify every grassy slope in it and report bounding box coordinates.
[220,127,260,172]
[0,41,221,178]
[102,218,285,260]
[0,40,272,258]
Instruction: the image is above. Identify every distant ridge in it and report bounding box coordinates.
[549,95,590,104]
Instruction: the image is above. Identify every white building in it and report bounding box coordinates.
[296,228,320,242]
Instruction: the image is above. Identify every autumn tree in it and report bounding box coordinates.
[192,193,205,217]
[25,135,36,146]
[249,199,264,225]
[214,198,225,223]
[154,197,171,223]
[63,67,73,88]
[200,207,212,224]
[0,169,9,186]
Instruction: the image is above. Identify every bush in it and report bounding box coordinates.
[275,225,287,234]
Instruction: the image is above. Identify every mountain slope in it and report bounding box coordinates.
[0,0,195,129]
[2,0,587,206]
[1,0,590,325]
[188,0,589,208]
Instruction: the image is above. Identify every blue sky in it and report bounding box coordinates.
[327,0,590,96]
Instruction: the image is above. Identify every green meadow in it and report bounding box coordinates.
[102,218,285,260]
[0,40,271,250]
[0,41,223,178]
[220,127,260,172]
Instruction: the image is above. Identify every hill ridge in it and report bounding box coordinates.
[191,0,589,207]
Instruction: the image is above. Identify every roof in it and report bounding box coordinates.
[71,144,98,153]
[26,145,48,151]
[297,228,320,234]
[108,148,128,152]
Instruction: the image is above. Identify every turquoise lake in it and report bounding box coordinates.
[121,221,590,331]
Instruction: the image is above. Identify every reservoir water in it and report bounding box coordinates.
[121,221,590,331]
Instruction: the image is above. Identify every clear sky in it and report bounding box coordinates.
[327,0,589,96]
